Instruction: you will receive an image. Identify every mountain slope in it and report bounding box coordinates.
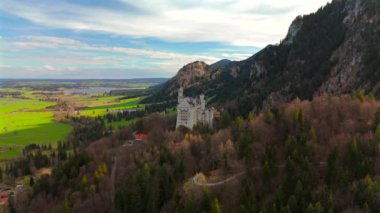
[146,0,380,115]
[210,59,231,70]
[142,61,212,103]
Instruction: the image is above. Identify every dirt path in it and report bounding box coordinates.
[192,162,327,187]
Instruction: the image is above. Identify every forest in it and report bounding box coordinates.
[6,93,379,212]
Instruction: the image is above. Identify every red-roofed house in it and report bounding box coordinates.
[135,133,148,141]
[0,198,9,203]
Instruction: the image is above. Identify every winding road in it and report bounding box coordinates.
[192,162,327,187]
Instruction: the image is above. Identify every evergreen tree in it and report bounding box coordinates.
[211,198,222,213]
[306,202,324,213]
[184,197,196,213]
[61,197,70,213]
[29,176,34,187]
[309,127,317,143]
[247,112,256,121]
[375,123,380,142]
[238,133,251,159]
[201,187,212,212]
[81,175,88,189]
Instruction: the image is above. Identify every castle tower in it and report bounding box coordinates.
[178,87,184,102]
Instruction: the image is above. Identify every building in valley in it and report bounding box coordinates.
[176,87,214,130]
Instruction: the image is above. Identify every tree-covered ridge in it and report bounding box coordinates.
[9,92,380,212]
[113,94,380,212]
[147,0,380,117]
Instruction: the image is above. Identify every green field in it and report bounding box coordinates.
[0,92,73,159]
[0,89,144,159]
[78,97,143,117]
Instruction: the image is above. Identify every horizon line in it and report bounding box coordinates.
[0,77,170,80]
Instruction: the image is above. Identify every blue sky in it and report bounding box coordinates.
[0,0,330,79]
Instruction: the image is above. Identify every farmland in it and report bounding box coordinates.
[0,79,163,160]
[74,96,143,117]
[0,91,73,159]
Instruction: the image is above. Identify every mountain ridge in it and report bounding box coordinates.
[145,0,380,115]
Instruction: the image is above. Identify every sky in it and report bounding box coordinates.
[0,0,331,79]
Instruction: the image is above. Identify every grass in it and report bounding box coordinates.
[78,97,143,117]
[63,94,124,107]
[83,97,140,110]
[0,149,19,159]
[0,90,144,159]
[0,98,53,133]
[0,92,72,159]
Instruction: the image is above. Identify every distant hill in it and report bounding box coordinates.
[0,78,169,90]
[146,0,380,115]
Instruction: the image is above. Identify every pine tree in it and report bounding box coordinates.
[61,197,70,213]
[29,176,34,186]
[375,123,380,142]
[201,187,212,212]
[211,197,222,213]
[356,89,365,102]
[184,197,195,213]
[81,175,88,188]
[309,127,317,143]
[247,112,256,121]
[264,110,274,123]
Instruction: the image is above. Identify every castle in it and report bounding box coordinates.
[176,87,214,130]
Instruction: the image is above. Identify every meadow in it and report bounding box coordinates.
[76,96,143,117]
[0,91,73,159]
[0,89,143,159]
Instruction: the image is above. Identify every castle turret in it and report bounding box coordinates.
[178,87,184,102]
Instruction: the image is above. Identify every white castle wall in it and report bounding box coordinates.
[176,87,213,130]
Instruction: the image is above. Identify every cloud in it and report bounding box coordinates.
[1,65,172,79]
[221,53,253,60]
[1,0,331,47]
[26,36,83,46]
[43,65,54,71]
[43,65,76,71]
[244,3,295,15]
[0,0,332,78]
[12,36,220,62]
[2,36,223,78]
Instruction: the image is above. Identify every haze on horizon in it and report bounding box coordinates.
[0,0,330,79]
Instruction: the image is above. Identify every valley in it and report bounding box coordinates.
[0,0,380,212]
[0,79,164,160]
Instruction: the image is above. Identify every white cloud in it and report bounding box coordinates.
[43,65,55,71]
[221,53,253,60]
[13,36,220,63]
[3,36,222,77]
[1,0,333,78]
[1,0,331,47]
[42,65,76,72]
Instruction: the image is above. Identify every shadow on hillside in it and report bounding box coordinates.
[0,122,73,158]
